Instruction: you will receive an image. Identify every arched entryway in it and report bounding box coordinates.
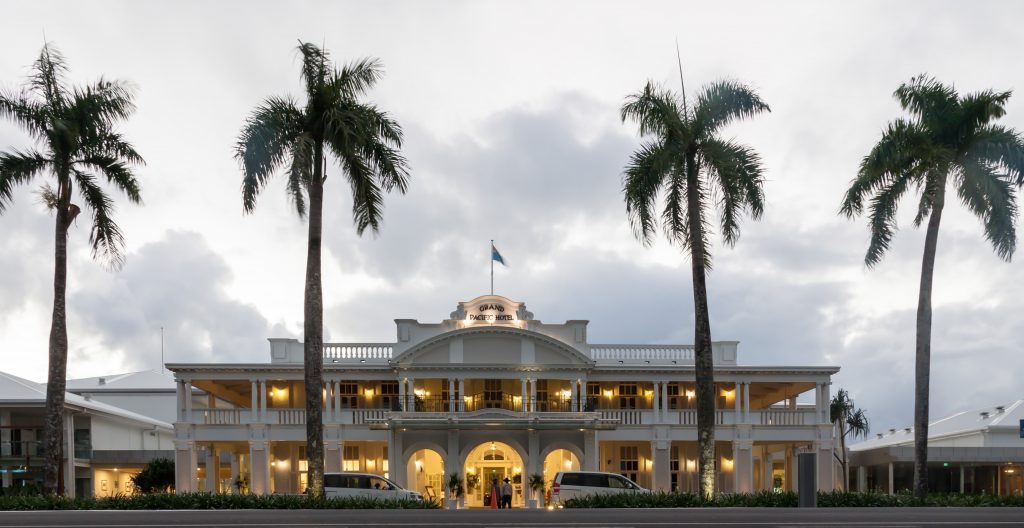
[463,441,526,508]
[406,448,445,504]
[542,448,581,489]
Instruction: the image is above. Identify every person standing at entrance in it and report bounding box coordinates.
[500,478,513,509]
[489,478,499,509]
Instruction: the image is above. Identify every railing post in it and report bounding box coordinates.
[520,378,527,412]
[448,378,455,414]
[459,378,466,412]
[259,380,268,423]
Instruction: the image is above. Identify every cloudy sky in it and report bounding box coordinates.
[2,0,1022,434]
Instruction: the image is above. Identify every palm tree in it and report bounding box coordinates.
[830,389,870,490]
[235,42,408,499]
[840,75,1024,497]
[620,79,769,498]
[0,44,144,495]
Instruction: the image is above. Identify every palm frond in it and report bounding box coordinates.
[344,152,384,235]
[957,89,1010,131]
[956,159,1017,260]
[841,119,931,218]
[0,149,51,212]
[30,43,69,110]
[622,139,671,246]
[331,58,384,99]
[73,169,126,270]
[620,81,686,139]
[863,172,914,267]
[894,74,957,122]
[235,96,304,213]
[78,153,143,204]
[662,167,688,248]
[967,125,1024,186]
[0,90,47,139]
[700,138,766,246]
[692,79,770,136]
[69,79,137,131]
[681,173,713,270]
[297,41,330,102]
[286,134,313,218]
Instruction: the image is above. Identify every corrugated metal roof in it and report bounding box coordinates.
[851,400,1024,451]
[66,370,176,391]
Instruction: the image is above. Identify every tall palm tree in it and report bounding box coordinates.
[0,44,144,495]
[841,75,1024,497]
[830,388,870,490]
[620,79,769,498]
[235,42,408,499]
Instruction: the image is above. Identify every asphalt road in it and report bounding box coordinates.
[1,508,1023,527]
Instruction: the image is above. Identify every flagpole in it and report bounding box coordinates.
[490,239,494,295]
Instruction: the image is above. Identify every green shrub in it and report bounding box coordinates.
[0,492,441,511]
[562,490,1024,508]
[131,458,175,493]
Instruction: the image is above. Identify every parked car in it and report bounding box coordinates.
[549,471,648,505]
[322,472,423,501]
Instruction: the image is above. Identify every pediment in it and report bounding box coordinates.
[391,326,593,367]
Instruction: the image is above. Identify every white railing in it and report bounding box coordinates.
[589,344,695,363]
[353,409,386,424]
[198,409,242,425]
[270,409,306,425]
[675,410,725,426]
[756,409,812,426]
[600,410,646,425]
[323,343,393,360]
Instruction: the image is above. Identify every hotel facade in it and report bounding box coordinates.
[168,295,840,505]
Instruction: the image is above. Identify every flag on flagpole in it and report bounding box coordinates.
[491,243,507,266]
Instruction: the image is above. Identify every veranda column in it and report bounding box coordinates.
[250,380,258,422]
[660,380,669,423]
[248,435,270,495]
[527,430,540,507]
[816,431,835,492]
[569,379,577,411]
[259,380,268,423]
[458,378,466,412]
[207,447,220,492]
[651,381,660,423]
[177,380,186,422]
[733,439,754,493]
[449,378,456,413]
[743,382,751,422]
[582,430,598,471]
[230,452,240,494]
[446,430,459,508]
[407,377,416,411]
[529,379,537,413]
[651,439,670,492]
[821,382,831,424]
[391,429,406,488]
[520,378,528,413]
[399,377,407,411]
[734,381,741,421]
[184,380,193,419]
[0,410,11,488]
[857,465,867,492]
[763,450,774,491]
[63,412,75,497]
[174,437,197,493]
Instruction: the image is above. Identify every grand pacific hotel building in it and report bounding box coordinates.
[168,295,840,506]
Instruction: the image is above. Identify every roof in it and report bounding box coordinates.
[66,369,176,392]
[0,370,173,430]
[851,400,1024,451]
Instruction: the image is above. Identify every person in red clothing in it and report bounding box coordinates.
[489,478,499,509]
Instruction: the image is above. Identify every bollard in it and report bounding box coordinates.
[798,452,816,508]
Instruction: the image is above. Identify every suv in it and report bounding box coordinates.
[322,472,423,501]
[549,471,647,504]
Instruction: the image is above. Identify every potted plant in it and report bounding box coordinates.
[528,474,545,508]
[446,473,465,509]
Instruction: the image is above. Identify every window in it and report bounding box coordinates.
[619,446,639,483]
[670,446,680,492]
[619,384,638,410]
[10,429,21,456]
[484,379,503,409]
[368,476,393,490]
[338,383,359,409]
[667,383,680,410]
[380,382,399,410]
[343,445,360,471]
[536,380,549,412]
[586,382,600,411]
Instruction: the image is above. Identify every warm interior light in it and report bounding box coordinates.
[722,458,734,471]
[685,390,695,398]
[299,460,308,472]
[364,388,375,398]
[271,460,277,467]
[113,468,118,472]
[414,389,426,397]
[686,459,696,472]
[560,390,571,398]
[415,460,423,470]
[467,467,475,474]
[275,388,285,398]
[513,466,521,474]
[463,395,472,402]
[382,459,388,472]
[644,390,654,398]
[603,390,613,398]
[367,459,375,469]
[490,442,496,450]
[564,459,572,469]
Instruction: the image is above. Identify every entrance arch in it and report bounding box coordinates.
[463,441,526,508]
[406,448,445,504]
[542,448,581,489]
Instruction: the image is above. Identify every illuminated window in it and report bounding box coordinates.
[338,383,359,409]
[619,384,638,409]
[380,382,399,410]
[619,446,639,482]
[483,379,503,409]
[343,445,360,471]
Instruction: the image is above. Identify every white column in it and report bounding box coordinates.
[527,430,540,507]
[661,381,669,423]
[733,439,754,493]
[887,462,894,495]
[821,382,831,424]
[857,465,867,493]
[734,382,741,421]
[399,377,407,411]
[652,381,660,423]
[569,380,577,411]
[407,377,416,411]
[249,437,269,495]
[206,447,220,492]
[333,380,341,415]
[175,439,197,494]
[763,450,774,491]
[250,380,258,422]
[184,381,193,418]
[449,378,456,413]
[520,379,527,412]
[959,465,965,494]
[743,382,751,422]
[63,412,75,497]
[651,440,671,491]
[583,430,598,471]
[259,380,267,423]
[458,378,466,412]
[177,380,186,422]
[529,379,537,413]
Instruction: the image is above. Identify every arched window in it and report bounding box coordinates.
[483,450,505,461]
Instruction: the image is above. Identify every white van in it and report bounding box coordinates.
[549,471,648,504]
[322,472,424,502]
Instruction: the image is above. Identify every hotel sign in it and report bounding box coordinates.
[468,303,517,322]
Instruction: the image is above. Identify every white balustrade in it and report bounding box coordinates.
[323,343,392,361]
[589,344,694,363]
[756,409,810,426]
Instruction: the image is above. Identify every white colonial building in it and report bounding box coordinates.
[168,295,840,505]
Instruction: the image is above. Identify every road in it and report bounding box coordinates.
[1,507,1023,527]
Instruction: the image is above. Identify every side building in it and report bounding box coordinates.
[168,294,840,505]
[849,400,1024,495]
[0,371,174,497]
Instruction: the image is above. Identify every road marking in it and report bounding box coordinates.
[2,522,1023,527]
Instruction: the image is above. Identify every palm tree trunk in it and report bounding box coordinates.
[685,156,716,499]
[304,144,326,500]
[839,425,848,491]
[43,178,71,495]
[913,181,945,498]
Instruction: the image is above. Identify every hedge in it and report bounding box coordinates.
[562,490,1024,508]
[0,492,440,511]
